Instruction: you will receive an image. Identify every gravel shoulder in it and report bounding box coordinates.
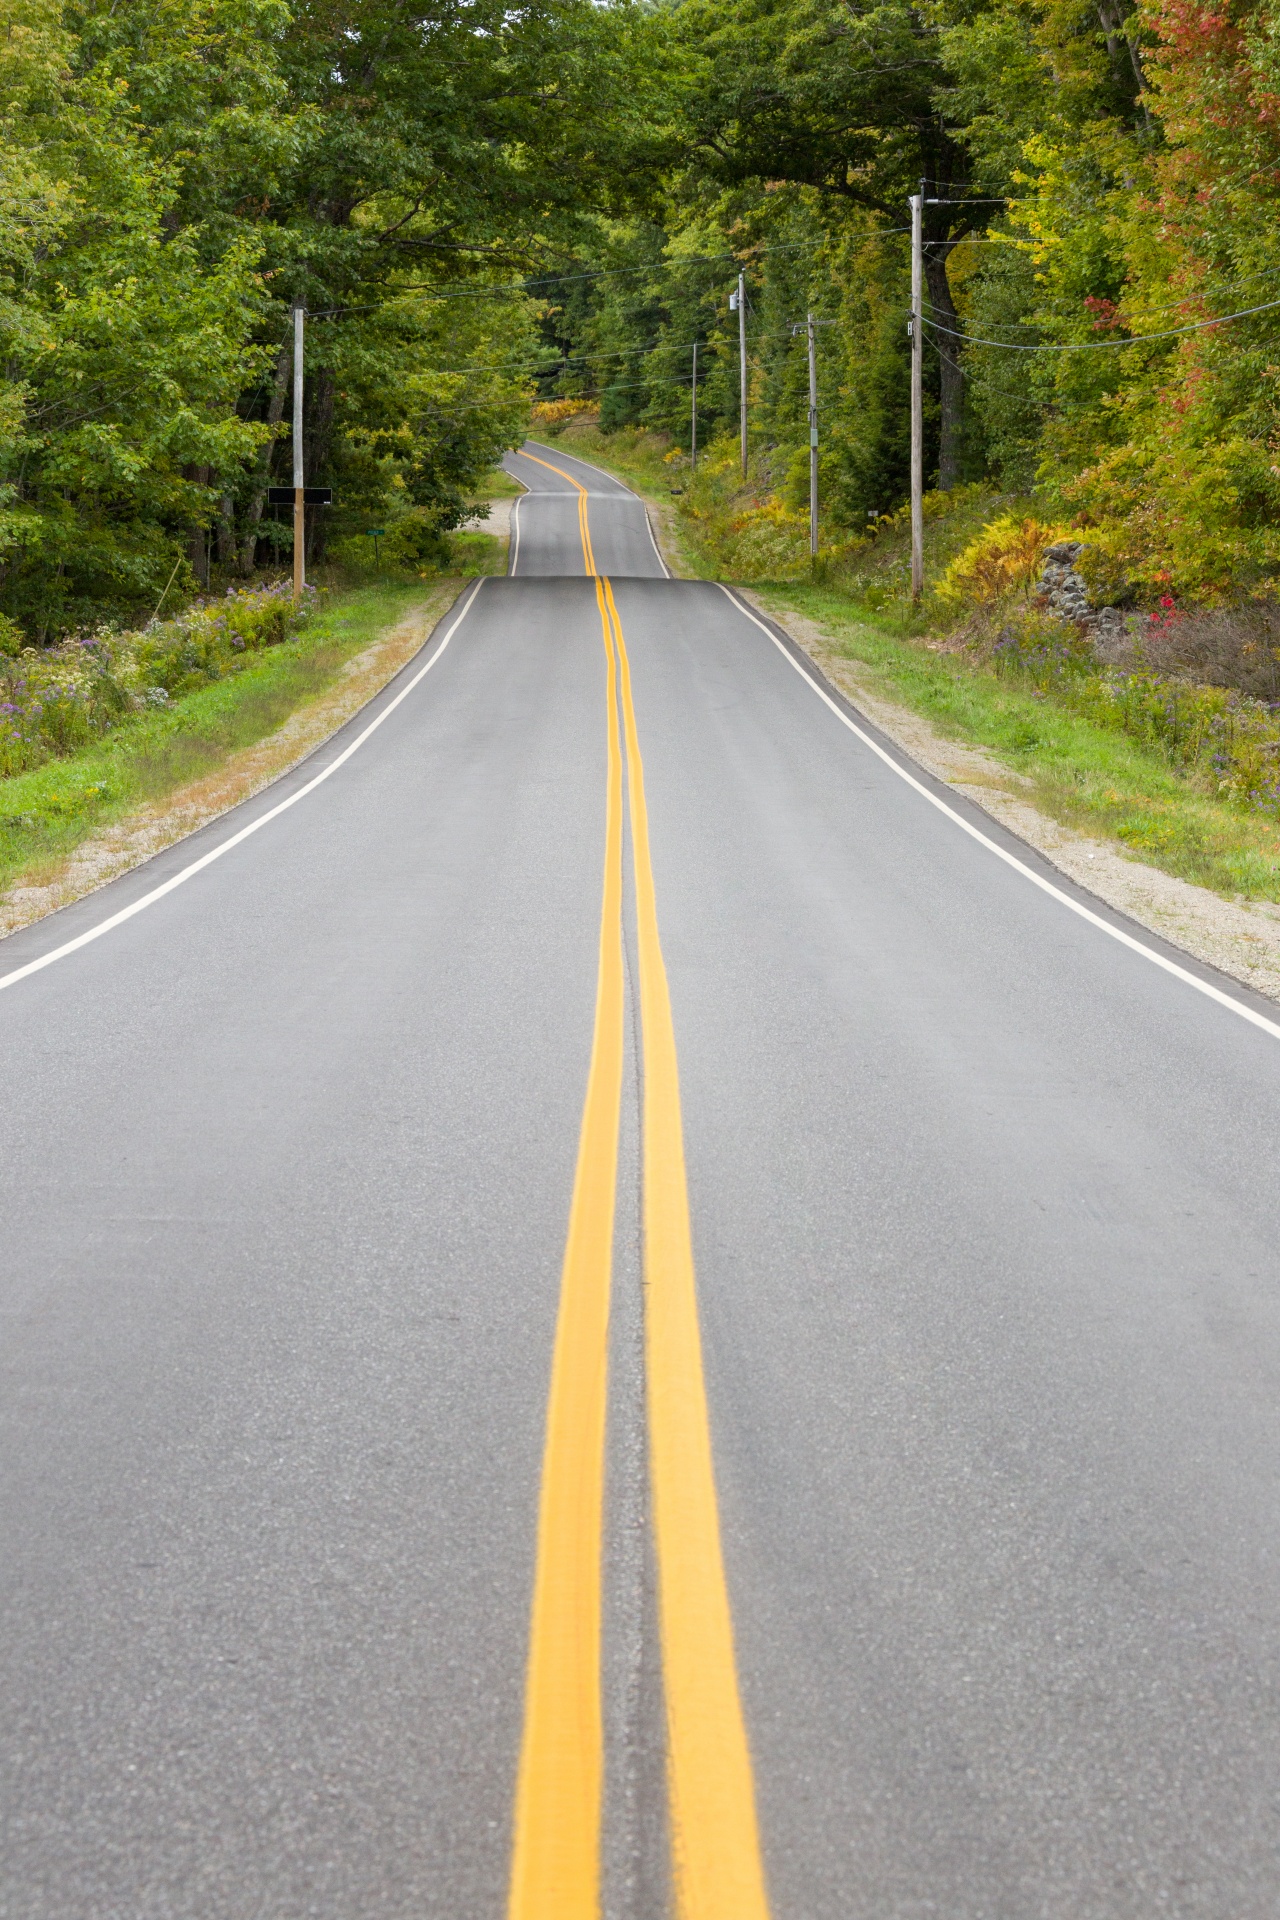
[624,495,1280,1005]
[749,589,1280,1005]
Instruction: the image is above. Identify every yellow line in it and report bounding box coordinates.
[604,578,772,1920]
[506,583,623,1920]
[509,445,768,1915]
[514,449,597,575]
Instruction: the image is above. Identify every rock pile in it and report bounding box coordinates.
[1037,539,1126,650]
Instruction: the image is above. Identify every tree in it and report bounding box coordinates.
[0,3,268,632]
[0,0,671,632]
[677,0,976,485]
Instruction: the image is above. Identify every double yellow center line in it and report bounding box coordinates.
[508,456,771,1920]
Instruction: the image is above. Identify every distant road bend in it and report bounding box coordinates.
[5,440,1280,1918]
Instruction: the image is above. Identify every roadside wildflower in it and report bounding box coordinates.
[0,584,306,777]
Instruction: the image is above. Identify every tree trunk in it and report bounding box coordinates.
[240,332,293,576]
[924,248,965,491]
[304,368,336,568]
[216,495,236,571]
[185,463,211,586]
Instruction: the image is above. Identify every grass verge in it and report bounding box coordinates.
[759,583,1280,899]
[538,423,1280,902]
[0,579,455,901]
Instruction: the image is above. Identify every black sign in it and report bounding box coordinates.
[266,487,333,506]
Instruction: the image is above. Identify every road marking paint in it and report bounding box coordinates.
[507,582,625,1920]
[582,488,597,577]
[510,491,523,574]
[721,586,1280,1045]
[514,450,598,576]
[518,443,673,580]
[643,506,673,580]
[604,577,772,1920]
[0,580,487,997]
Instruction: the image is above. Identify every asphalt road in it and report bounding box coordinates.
[4,440,1280,1918]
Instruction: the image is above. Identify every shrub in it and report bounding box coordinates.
[0,584,307,777]
[1102,599,1280,704]
[936,516,1066,607]
[531,399,600,432]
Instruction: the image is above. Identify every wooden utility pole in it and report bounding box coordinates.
[807,311,819,559]
[734,272,748,479]
[293,302,305,602]
[691,340,698,474]
[909,194,924,602]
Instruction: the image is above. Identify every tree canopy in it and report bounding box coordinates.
[7,0,1280,629]
[0,0,667,634]
[534,0,1280,602]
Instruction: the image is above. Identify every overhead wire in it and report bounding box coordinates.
[412,364,738,418]
[291,225,958,323]
[921,294,1280,352]
[304,238,836,318]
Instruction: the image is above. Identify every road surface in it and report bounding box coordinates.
[4,439,1280,1918]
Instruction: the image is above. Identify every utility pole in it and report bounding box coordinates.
[731,271,748,480]
[691,340,698,475]
[293,301,305,603]
[807,311,819,559]
[909,193,924,602]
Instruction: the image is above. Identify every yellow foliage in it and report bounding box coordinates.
[530,399,599,429]
[935,515,1066,606]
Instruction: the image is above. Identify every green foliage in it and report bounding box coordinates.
[524,0,1280,613]
[0,578,444,892]
[10,0,1280,632]
[0,584,305,776]
[0,0,667,641]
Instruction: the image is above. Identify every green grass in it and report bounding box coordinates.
[448,529,508,576]
[479,465,524,499]
[547,423,1280,901]
[534,421,685,501]
[0,579,455,897]
[761,582,1280,899]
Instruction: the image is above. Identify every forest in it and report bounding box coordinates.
[0,0,658,637]
[538,0,1280,615]
[2,0,1279,639]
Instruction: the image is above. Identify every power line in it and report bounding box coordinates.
[417,365,736,419]
[289,227,936,323]
[409,334,723,381]
[304,239,836,320]
[921,295,1280,352]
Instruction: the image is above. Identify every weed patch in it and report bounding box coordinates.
[0,582,443,898]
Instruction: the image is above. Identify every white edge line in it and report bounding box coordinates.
[0,579,487,996]
[719,584,1280,1045]
[519,441,670,579]
[509,490,522,575]
[643,505,672,579]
